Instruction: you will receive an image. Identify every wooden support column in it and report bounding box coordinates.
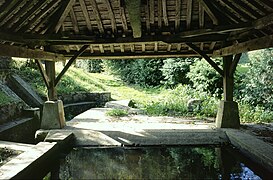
[223,55,233,101]
[45,61,57,101]
[216,54,241,129]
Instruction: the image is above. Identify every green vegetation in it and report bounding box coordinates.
[0,90,13,105]
[8,49,273,123]
[106,109,129,117]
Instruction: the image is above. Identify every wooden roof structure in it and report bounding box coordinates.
[0,0,273,61]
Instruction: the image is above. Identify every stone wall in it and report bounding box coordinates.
[59,92,111,106]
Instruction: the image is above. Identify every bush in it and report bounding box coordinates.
[76,59,103,73]
[106,109,128,117]
[240,49,273,110]
[103,59,164,87]
[160,58,194,87]
[187,59,222,98]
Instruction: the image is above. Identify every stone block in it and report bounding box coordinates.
[216,100,240,128]
[41,100,66,129]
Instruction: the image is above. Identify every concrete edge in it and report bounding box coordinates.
[223,128,273,173]
[0,140,34,152]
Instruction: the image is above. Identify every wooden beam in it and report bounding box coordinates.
[145,3,150,34]
[69,8,79,34]
[0,0,21,20]
[45,61,57,100]
[35,59,50,89]
[125,0,141,38]
[229,53,242,76]
[158,0,162,28]
[199,2,204,28]
[223,55,233,101]
[162,0,168,26]
[186,0,193,29]
[213,35,273,57]
[79,0,92,32]
[198,0,218,25]
[104,0,117,33]
[175,0,181,32]
[150,0,155,25]
[0,0,24,27]
[253,13,273,30]
[90,0,104,34]
[55,45,88,86]
[49,0,76,33]
[186,43,224,77]
[0,44,65,61]
[120,5,128,34]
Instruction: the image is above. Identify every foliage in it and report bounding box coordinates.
[106,109,128,117]
[240,49,273,110]
[103,59,164,87]
[187,59,223,98]
[0,90,13,105]
[239,103,273,123]
[76,59,103,73]
[160,58,194,87]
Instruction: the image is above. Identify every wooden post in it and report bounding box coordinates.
[223,55,233,101]
[45,61,57,101]
[216,55,240,128]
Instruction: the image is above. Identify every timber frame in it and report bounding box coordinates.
[0,0,273,128]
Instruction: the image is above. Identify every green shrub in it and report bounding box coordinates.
[0,90,13,105]
[187,59,223,98]
[161,58,194,87]
[240,49,273,110]
[106,109,128,117]
[103,59,164,87]
[239,103,273,123]
[76,59,103,73]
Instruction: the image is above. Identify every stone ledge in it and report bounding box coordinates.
[223,128,273,173]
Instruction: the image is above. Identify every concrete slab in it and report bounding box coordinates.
[0,140,34,152]
[224,128,273,173]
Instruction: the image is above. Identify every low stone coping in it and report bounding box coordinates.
[223,128,273,173]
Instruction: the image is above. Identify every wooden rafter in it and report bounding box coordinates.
[0,0,24,27]
[162,0,168,26]
[198,0,218,25]
[225,0,257,20]
[104,0,117,33]
[79,0,92,32]
[125,0,141,38]
[48,0,76,33]
[150,0,155,25]
[0,0,21,20]
[90,0,104,34]
[0,44,65,61]
[199,2,204,28]
[186,43,224,77]
[12,1,48,31]
[55,45,89,86]
[175,0,181,32]
[145,2,150,34]
[18,0,60,33]
[213,34,273,57]
[69,8,79,34]
[120,4,128,34]
[186,0,193,29]
[157,0,162,29]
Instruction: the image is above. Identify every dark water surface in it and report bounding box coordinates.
[59,146,272,179]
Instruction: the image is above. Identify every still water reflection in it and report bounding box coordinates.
[60,146,271,179]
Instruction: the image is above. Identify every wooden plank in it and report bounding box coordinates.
[186,42,224,77]
[209,42,216,50]
[99,44,104,53]
[213,35,273,57]
[130,44,135,52]
[219,0,250,22]
[4,0,37,29]
[175,0,181,32]
[120,6,128,34]
[104,0,117,33]
[253,13,273,30]
[162,0,168,26]
[120,44,125,52]
[142,44,145,52]
[0,44,65,61]
[0,0,25,27]
[13,1,48,31]
[18,0,60,33]
[55,45,89,86]
[110,45,115,53]
[35,60,50,89]
[150,0,155,24]
[0,0,21,20]
[199,2,204,28]
[79,0,92,32]
[198,0,218,25]
[90,0,104,34]
[225,0,257,20]
[69,8,80,34]
[154,42,158,52]
[49,0,76,33]
[186,0,193,29]
[90,45,94,53]
[167,44,171,52]
[145,3,151,34]
[157,0,162,28]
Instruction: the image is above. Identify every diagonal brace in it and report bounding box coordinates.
[35,59,50,88]
[186,43,224,77]
[55,45,89,86]
[229,53,242,77]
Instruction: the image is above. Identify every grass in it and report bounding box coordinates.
[106,109,129,117]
